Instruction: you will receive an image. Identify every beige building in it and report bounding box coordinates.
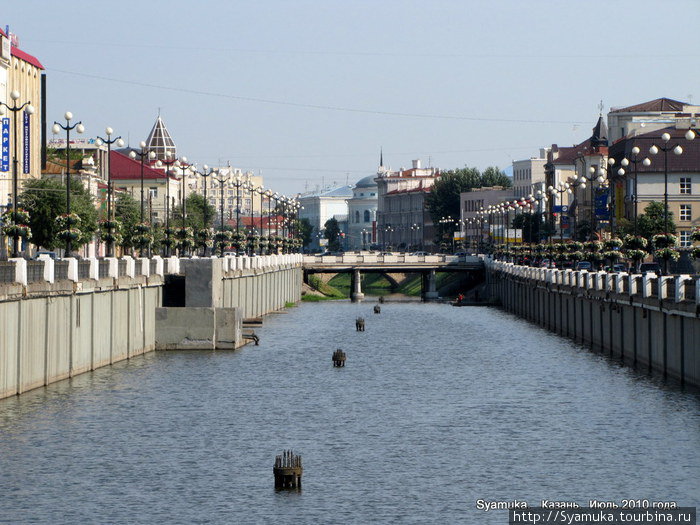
[0,29,43,213]
[375,159,439,250]
[608,98,700,143]
[512,149,547,198]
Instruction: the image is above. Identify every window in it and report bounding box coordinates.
[680,204,691,221]
[364,210,370,222]
[149,188,158,198]
[680,177,691,194]
[370,193,375,196]
[679,230,692,247]
[355,210,360,223]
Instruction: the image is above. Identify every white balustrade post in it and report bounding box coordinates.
[106,257,119,278]
[674,275,691,303]
[9,258,27,286]
[152,256,164,276]
[642,273,655,298]
[88,257,99,280]
[123,255,135,278]
[66,257,79,282]
[137,257,150,277]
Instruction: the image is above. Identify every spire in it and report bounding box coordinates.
[380,147,383,168]
[590,115,608,149]
[145,114,177,161]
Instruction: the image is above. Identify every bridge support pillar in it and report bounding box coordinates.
[351,269,364,302]
[423,269,439,301]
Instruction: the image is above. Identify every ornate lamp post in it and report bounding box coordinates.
[155,154,178,256]
[128,141,156,224]
[648,130,694,234]
[0,91,36,258]
[548,183,571,242]
[95,128,125,257]
[212,169,229,256]
[619,148,651,235]
[578,159,610,241]
[410,223,421,251]
[52,112,85,256]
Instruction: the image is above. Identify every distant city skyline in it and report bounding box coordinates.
[4,0,700,196]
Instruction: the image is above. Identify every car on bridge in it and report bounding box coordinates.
[410,251,430,256]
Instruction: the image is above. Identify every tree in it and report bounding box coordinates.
[635,201,676,240]
[115,192,140,252]
[296,217,313,250]
[426,167,481,236]
[18,176,98,250]
[481,166,512,188]
[172,193,216,230]
[512,212,552,243]
[324,217,341,252]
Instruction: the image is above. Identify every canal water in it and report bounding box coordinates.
[1,301,699,524]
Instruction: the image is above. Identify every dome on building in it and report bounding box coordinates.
[354,175,377,189]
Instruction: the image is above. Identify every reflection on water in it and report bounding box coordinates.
[1,301,699,524]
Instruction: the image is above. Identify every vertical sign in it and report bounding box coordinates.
[1,118,9,172]
[23,110,30,174]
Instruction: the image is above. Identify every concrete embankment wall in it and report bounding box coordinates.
[487,261,700,388]
[0,276,162,400]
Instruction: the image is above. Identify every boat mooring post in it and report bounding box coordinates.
[273,450,303,489]
[332,349,347,367]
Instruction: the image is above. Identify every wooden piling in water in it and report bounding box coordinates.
[332,349,346,367]
[273,450,303,489]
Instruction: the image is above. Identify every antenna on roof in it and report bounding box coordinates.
[597,99,604,116]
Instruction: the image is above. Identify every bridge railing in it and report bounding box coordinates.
[302,253,478,265]
[488,259,700,306]
[0,253,303,286]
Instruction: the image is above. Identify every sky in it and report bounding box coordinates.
[5,0,700,197]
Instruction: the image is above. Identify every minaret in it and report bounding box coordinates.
[144,114,177,161]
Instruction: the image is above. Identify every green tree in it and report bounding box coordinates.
[481,166,512,188]
[512,212,551,243]
[115,192,140,252]
[324,217,341,252]
[296,217,313,250]
[172,193,216,230]
[635,201,676,240]
[426,167,481,237]
[18,176,98,250]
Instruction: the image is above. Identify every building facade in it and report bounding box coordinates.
[346,175,378,250]
[608,98,700,144]
[298,185,353,252]
[375,159,439,250]
[512,149,547,199]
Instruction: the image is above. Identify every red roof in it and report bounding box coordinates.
[11,46,44,70]
[109,150,173,181]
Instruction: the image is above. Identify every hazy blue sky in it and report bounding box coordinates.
[6,1,700,196]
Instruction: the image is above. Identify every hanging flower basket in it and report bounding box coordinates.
[625,249,647,262]
[2,223,31,238]
[586,250,604,262]
[176,227,194,241]
[57,228,81,242]
[2,208,30,225]
[134,223,151,235]
[567,241,583,252]
[690,247,700,259]
[654,247,680,261]
[133,233,153,248]
[100,219,121,232]
[55,213,82,231]
[585,241,603,252]
[652,233,678,249]
[161,238,176,247]
[691,227,700,242]
[623,235,648,251]
[163,227,177,237]
[603,250,622,261]
[102,232,122,244]
[604,237,623,250]
[570,251,584,262]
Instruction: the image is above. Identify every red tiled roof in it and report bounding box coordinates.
[109,150,172,181]
[610,98,687,114]
[11,46,44,70]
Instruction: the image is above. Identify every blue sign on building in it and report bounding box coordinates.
[595,193,609,220]
[23,110,30,174]
[1,118,9,172]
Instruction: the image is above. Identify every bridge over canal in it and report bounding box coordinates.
[302,253,484,301]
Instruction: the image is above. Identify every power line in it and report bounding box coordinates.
[48,67,586,125]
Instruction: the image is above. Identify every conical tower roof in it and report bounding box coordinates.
[590,115,608,148]
[145,115,177,161]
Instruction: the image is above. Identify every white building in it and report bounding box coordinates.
[347,175,378,250]
[512,149,547,198]
[298,185,353,251]
[608,98,700,143]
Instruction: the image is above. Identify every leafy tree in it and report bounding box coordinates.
[481,166,512,188]
[172,193,216,230]
[18,176,98,250]
[296,217,313,250]
[426,167,481,236]
[512,212,552,243]
[627,201,676,240]
[324,217,341,252]
[115,192,140,252]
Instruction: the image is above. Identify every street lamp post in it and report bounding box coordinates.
[0,91,36,258]
[548,183,571,242]
[212,170,229,256]
[648,130,694,234]
[52,112,85,256]
[95,128,125,257]
[128,141,156,225]
[577,158,610,241]
[155,154,178,256]
[619,148,651,235]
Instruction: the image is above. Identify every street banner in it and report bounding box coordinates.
[1,118,9,172]
[23,110,30,174]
